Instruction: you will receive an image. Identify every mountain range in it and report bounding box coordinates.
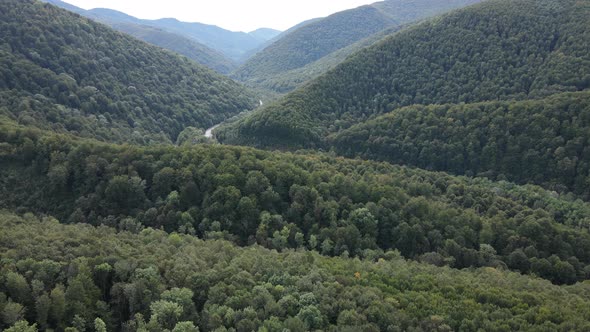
[41,0,281,71]
[2,0,590,330]
[233,0,483,93]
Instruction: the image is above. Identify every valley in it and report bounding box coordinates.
[1,0,589,331]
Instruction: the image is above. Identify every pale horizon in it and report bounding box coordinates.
[60,0,380,32]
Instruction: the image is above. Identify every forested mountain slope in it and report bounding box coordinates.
[107,22,236,74]
[233,0,482,92]
[42,0,274,63]
[0,0,257,145]
[145,18,268,62]
[245,24,405,93]
[2,211,590,331]
[331,91,590,199]
[2,122,590,285]
[42,0,237,73]
[219,0,590,148]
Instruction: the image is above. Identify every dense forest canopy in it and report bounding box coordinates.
[220,0,590,149]
[2,211,590,331]
[42,0,239,74]
[330,91,590,199]
[2,0,590,331]
[0,0,258,145]
[2,122,590,286]
[233,0,482,93]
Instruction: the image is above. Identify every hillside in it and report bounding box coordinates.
[42,0,274,64]
[2,210,590,331]
[219,0,590,148]
[2,122,590,285]
[0,0,257,145]
[109,22,236,74]
[331,91,590,199]
[246,24,406,93]
[233,0,482,92]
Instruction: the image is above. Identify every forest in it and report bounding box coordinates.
[2,0,590,331]
[331,91,590,199]
[219,0,590,149]
[2,122,590,286]
[0,0,257,145]
[233,0,481,94]
[2,211,590,331]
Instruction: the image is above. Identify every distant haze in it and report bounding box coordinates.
[60,0,378,32]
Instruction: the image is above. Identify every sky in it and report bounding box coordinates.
[61,0,379,32]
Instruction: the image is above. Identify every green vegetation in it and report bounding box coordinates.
[233,0,482,93]
[220,0,590,148]
[3,0,590,330]
[2,123,590,285]
[106,23,237,74]
[0,0,257,145]
[1,211,590,331]
[43,0,276,63]
[331,91,590,199]
[43,0,238,73]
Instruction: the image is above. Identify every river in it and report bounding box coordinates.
[204,100,263,138]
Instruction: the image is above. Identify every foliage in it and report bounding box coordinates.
[43,0,237,74]
[234,0,482,93]
[1,123,590,284]
[1,211,590,331]
[331,91,590,199]
[0,0,257,145]
[220,0,590,148]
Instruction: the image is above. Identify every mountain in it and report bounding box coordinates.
[146,18,269,62]
[247,24,405,93]
[233,0,483,92]
[238,17,323,64]
[3,122,590,286]
[219,0,590,148]
[249,28,282,41]
[41,0,237,73]
[108,22,237,74]
[331,91,590,199]
[0,0,257,145]
[42,0,278,64]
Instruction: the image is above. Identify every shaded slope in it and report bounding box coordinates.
[219,0,590,148]
[332,91,590,199]
[0,0,257,144]
[234,0,482,92]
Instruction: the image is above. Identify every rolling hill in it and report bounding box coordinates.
[219,0,590,149]
[233,0,483,92]
[0,0,257,144]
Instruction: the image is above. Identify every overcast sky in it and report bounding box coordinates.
[61,0,379,32]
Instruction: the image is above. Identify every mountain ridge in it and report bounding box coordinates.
[233,0,483,92]
[220,0,590,148]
